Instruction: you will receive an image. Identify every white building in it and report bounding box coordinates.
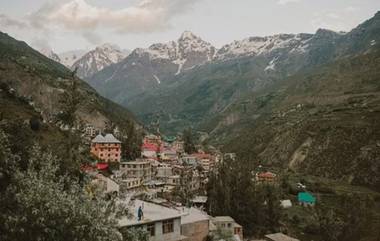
[120,161,152,182]
[119,200,186,241]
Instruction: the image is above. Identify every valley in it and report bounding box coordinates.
[1,3,380,241]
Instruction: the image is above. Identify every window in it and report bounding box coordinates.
[147,223,155,236]
[162,219,174,234]
[228,223,231,228]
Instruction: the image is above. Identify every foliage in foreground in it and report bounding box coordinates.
[0,131,124,241]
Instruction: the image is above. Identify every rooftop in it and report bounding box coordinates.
[118,199,182,227]
[92,134,121,143]
[191,195,208,204]
[181,207,210,224]
[298,192,316,203]
[265,233,300,241]
[212,216,235,223]
[121,160,151,165]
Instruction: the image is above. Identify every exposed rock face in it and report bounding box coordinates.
[72,43,127,79]
[88,31,217,103]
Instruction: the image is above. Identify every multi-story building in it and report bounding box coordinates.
[120,161,152,182]
[119,200,210,241]
[181,208,210,241]
[91,134,122,162]
[156,165,173,179]
[120,178,142,191]
[84,124,98,138]
[210,216,243,241]
[118,200,185,241]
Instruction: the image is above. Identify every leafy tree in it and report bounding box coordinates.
[207,157,282,236]
[312,194,376,241]
[183,128,196,154]
[120,227,149,241]
[0,144,124,241]
[121,121,142,160]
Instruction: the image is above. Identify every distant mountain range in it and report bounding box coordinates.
[83,11,380,190]
[84,12,379,132]
[38,44,130,79]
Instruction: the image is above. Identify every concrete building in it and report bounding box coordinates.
[210,216,243,241]
[91,173,119,195]
[180,155,199,167]
[181,208,210,241]
[120,161,152,182]
[167,175,181,186]
[161,149,178,161]
[121,178,142,191]
[119,199,186,241]
[84,124,98,138]
[157,165,173,179]
[91,134,122,162]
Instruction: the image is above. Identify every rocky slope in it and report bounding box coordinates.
[223,49,380,191]
[121,12,380,134]
[72,43,127,79]
[89,31,216,103]
[0,32,137,141]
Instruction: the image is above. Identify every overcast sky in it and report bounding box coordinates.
[1,0,379,53]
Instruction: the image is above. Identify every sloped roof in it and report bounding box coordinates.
[92,134,121,143]
[104,134,121,143]
[92,134,106,143]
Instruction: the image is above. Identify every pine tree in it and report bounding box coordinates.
[183,128,196,154]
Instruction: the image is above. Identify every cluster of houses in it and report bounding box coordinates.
[87,133,221,199]
[84,131,315,241]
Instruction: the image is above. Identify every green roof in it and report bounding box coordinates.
[163,136,176,142]
[298,192,316,203]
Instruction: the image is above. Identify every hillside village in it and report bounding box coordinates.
[1,2,380,241]
[81,125,316,241]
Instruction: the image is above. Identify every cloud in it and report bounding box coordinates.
[311,8,361,32]
[81,31,103,45]
[277,0,301,5]
[0,14,28,29]
[27,0,200,33]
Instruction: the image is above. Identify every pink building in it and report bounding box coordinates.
[91,134,122,162]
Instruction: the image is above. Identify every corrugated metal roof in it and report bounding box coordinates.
[92,134,121,143]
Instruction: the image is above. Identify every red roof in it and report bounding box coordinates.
[142,142,162,152]
[96,163,109,170]
[258,171,276,179]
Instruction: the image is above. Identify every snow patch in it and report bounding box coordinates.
[153,74,161,84]
[265,57,278,71]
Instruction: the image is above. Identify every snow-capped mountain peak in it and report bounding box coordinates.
[130,31,216,74]
[39,48,61,63]
[214,33,314,61]
[72,43,128,79]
